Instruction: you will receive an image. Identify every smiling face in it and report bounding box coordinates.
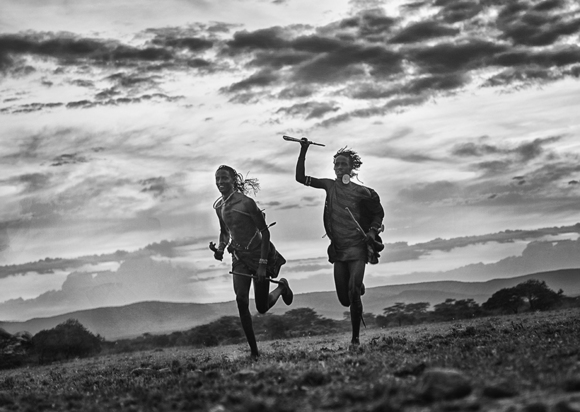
[334,155,352,179]
[215,169,235,196]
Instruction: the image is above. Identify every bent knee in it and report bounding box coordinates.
[338,295,350,307]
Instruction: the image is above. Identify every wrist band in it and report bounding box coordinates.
[259,258,268,265]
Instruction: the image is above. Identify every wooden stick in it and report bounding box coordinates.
[282,135,325,147]
[230,271,283,285]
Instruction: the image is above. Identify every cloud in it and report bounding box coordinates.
[3,1,580,122]
[139,177,168,198]
[0,255,206,320]
[452,135,562,164]
[398,181,460,204]
[222,69,279,93]
[412,236,580,282]
[6,173,52,193]
[50,153,89,167]
[382,223,580,262]
[437,1,483,23]
[276,101,340,119]
[496,1,580,46]
[0,237,205,279]
[389,20,460,44]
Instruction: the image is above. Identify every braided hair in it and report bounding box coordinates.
[333,147,362,177]
[216,165,260,195]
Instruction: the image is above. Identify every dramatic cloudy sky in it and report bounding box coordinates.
[1,0,580,320]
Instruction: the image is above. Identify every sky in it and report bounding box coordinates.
[1,0,580,321]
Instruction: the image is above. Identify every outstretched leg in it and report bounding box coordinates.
[233,263,259,358]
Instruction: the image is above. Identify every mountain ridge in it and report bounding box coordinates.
[1,268,578,340]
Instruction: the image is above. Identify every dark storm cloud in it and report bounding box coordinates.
[493,47,580,69]
[409,39,509,74]
[292,43,403,83]
[332,8,397,40]
[212,0,579,120]
[151,37,214,52]
[0,34,173,66]
[497,4,580,46]
[221,69,279,93]
[402,73,468,95]
[276,101,340,119]
[3,0,580,122]
[249,50,312,69]
[389,20,460,44]
[344,83,398,100]
[0,30,207,113]
[437,1,483,23]
[226,27,289,52]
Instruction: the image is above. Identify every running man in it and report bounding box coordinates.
[210,165,293,359]
[295,140,384,347]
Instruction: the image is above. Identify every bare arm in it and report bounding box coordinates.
[295,139,309,184]
[210,211,230,261]
[295,138,329,190]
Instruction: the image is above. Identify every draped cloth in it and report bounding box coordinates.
[323,181,384,264]
[227,236,286,279]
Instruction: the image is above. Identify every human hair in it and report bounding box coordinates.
[216,165,260,195]
[333,147,362,176]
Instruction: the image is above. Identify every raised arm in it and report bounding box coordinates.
[295,138,310,184]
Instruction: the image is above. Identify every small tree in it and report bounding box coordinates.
[515,279,563,311]
[383,302,430,326]
[433,298,481,320]
[483,287,523,314]
[32,319,102,364]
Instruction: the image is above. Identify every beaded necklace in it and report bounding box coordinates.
[212,191,236,209]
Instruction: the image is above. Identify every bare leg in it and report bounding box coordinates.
[334,261,351,307]
[348,260,365,344]
[233,265,259,358]
[255,279,285,314]
[334,260,365,344]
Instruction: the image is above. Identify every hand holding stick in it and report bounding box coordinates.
[283,135,325,147]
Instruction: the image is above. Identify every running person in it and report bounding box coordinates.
[295,140,384,346]
[211,165,293,359]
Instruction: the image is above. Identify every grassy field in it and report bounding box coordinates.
[1,308,579,411]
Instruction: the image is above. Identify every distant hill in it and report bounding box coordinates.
[1,268,578,340]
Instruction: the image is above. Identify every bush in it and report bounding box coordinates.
[0,328,32,370]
